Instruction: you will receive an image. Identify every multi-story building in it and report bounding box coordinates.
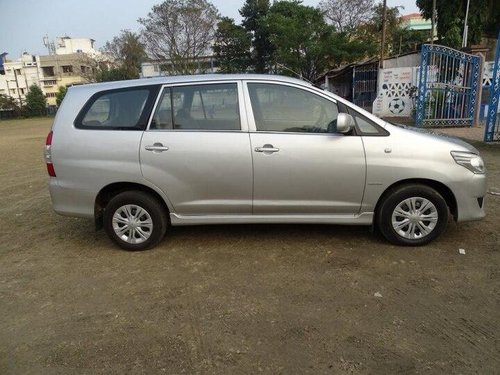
[0,53,42,107]
[0,36,104,108]
[54,36,98,55]
[38,53,96,106]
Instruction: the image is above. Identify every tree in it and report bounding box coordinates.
[24,85,47,116]
[55,86,67,107]
[95,67,130,82]
[0,94,22,116]
[392,26,429,55]
[319,0,375,33]
[266,1,346,81]
[139,0,220,75]
[350,4,424,57]
[213,17,252,73]
[416,0,500,48]
[240,0,273,73]
[102,30,146,79]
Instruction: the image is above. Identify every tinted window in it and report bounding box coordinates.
[150,88,173,129]
[347,108,386,135]
[248,83,338,133]
[169,83,240,131]
[76,86,159,130]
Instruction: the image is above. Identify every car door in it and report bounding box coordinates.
[245,81,366,215]
[140,81,253,215]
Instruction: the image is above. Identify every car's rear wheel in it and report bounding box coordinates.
[104,191,167,251]
[377,184,449,246]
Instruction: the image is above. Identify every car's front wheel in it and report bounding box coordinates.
[377,184,449,246]
[104,191,167,251]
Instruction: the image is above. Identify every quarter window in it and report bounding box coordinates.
[347,108,386,135]
[76,86,159,130]
[248,83,338,133]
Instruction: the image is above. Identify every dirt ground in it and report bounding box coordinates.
[1,118,499,374]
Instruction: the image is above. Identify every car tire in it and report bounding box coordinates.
[377,184,449,246]
[104,191,167,251]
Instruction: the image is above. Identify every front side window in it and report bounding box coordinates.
[248,83,339,133]
[76,86,159,130]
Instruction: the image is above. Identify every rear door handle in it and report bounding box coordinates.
[255,144,280,153]
[145,143,169,152]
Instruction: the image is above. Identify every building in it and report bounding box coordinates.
[0,53,42,107]
[38,53,96,106]
[0,36,103,108]
[54,36,98,55]
[400,13,432,31]
[141,56,218,77]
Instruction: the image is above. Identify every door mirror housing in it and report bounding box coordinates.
[335,113,355,134]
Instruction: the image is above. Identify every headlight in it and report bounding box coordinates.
[451,151,485,174]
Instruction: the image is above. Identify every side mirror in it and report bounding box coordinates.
[335,113,355,134]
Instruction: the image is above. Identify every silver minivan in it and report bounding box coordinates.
[45,75,486,250]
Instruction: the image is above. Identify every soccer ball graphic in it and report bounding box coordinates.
[389,98,405,114]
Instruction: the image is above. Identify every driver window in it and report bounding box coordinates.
[248,83,338,133]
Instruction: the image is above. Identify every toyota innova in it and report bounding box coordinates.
[45,75,486,250]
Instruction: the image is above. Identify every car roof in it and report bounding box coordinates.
[70,74,314,93]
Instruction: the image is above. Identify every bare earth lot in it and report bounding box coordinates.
[1,118,499,374]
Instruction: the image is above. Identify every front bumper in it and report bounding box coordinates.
[450,173,487,222]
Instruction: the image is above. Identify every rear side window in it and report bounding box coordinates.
[150,83,240,131]
[75,86,160,130]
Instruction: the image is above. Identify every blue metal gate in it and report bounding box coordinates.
[484,33,500,142]
[416,44,481,127]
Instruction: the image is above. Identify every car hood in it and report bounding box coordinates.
[385,122,480,154]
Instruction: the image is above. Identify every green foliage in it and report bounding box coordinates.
[24,85,47,117]
[0,94,21,114]
[102,30,146,80]
[349,4,426,57]
[359,4,403,56]
[240,0,273,73]
[213,17,252,73]
[96,67,130,82]
[55,86,67,107]
[392,28,429,55]
[265,1,339,81]
[416,0,500,48]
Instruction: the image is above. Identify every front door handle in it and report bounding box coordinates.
[255,144,280,153]
[145,143,169,152]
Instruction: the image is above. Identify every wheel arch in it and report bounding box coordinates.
[374,178,458,223]
[95,182,171,230]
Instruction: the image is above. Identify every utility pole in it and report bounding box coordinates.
[462,0,470,48]
[430,0,436,45]
[379,0,387,69]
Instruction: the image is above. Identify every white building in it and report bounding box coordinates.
[0,53,42,106]
[54,36,98,56]
[0,36,103,108]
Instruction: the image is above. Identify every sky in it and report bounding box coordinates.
[0,0,419,58]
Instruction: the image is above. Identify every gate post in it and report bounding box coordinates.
[416,44,429,127]
[484,32,500,142]
[474,53,485,127]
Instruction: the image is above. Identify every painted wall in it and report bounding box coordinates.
[372,67,419,117]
